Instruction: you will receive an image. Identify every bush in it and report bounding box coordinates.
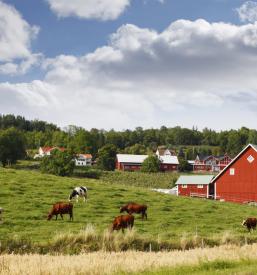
[40,149,75,176]
[141,155,161,173]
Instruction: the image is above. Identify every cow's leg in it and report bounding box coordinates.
[83,195,86,203]
[76,195,79,203]
[144,212,147,220]
[55,214,58,220]
[60,214,63,220]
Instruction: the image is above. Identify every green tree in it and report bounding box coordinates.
[40,149,75,176]
[178,158,192,172]
[141,155,161,173]
[97,144,117,171]
[0,128,26,167]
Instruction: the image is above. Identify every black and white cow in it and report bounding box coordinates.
[69,186,88,203]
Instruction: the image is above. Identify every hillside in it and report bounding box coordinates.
[0,168,257,251]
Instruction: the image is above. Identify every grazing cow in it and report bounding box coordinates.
[47,202,73,221]
[112,214,134,232]
[69,186,87,202]
[242,217,257,232]
[120,203,147,220]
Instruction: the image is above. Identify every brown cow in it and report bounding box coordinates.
[47,202,73,221]
[242,217,257,232]
[112,214,134,232]
[120,203,147,220]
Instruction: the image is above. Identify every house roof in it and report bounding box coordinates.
[40,146,65,153]
[116,154,148,163]
[77,154,92,159]
[160,155,179,165]
[117,154,179,165]
[176,175,214,185]
[211,144,257,183]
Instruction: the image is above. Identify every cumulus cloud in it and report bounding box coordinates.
[237,1,257,23]
[2,19,257,129]
[46,0,131,21]
[0,1,40,75]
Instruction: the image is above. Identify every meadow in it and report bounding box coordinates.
[1,167,257,253]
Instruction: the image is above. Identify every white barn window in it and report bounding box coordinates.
[247,155,255,163]
[182,184,187,188]
[230,168,235,175]
[197,184,203,188]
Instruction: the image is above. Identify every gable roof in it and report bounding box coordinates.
[40,146,65,153]
[117,154,179,165]
[176,175,214,185]
[211,144,257,183]
[77,154,92,159]
[160,155,179,165]
[117,154,148,163]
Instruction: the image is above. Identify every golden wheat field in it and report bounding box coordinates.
[2,244,257,275]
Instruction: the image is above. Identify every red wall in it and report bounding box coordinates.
[160,163,178,172]
[178,185,208,198]
[116,161,178,172]
[215,147,257,203]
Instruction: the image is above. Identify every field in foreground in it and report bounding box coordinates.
[1,244,257,274]
[1,168,257,253]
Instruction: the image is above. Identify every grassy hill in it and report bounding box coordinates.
[1,168,257,252]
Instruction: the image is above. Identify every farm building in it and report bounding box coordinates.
[74,154,92,166]
[211,144,257,204]
[116,154,179,172]
[156,146,176,157]
[34,146,65,159]
[191,154,232,172]
[175,175,214,198]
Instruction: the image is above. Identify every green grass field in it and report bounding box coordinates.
[1,167,257,252]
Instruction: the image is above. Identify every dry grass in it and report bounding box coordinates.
[2,244,257,275]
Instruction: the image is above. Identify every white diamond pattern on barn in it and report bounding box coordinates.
[247,155,255,163]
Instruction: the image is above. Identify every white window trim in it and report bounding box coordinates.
[230,168,235,176]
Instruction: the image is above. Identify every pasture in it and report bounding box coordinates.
[1,168,257,253]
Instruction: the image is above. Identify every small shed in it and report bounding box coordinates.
[175,175,214,198]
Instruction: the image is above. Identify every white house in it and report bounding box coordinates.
[34,146,65,159]
[75,154,92,166]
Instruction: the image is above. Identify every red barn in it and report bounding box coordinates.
[116,154,179,172]
[175,175,214,198]
[211,144,257,204]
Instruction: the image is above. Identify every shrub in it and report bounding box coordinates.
[40,149,75,176]
[141,155,161,173]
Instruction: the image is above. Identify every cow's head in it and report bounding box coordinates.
[120,206,125,213]
[242,219,246,226]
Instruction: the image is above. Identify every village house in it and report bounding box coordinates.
[74,154,92,167]
[191,154,232,172]
[34,146,65,159]
[116,154,179,172]
[155,146,176,157]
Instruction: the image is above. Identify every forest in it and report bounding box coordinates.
[0,114,257,160]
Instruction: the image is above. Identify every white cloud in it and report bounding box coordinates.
[3,19,257,129]
[46,0,131,21]
[0,1,40,75]
[237,1,257,23]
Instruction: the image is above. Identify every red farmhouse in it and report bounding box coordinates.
[192,154,232,172]
[211,144,257,204]
[116,154,179,172]
[175,175,214,198]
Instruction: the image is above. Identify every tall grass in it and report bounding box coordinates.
[2,244,257,275]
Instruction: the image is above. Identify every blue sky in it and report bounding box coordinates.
[1,0,257,130]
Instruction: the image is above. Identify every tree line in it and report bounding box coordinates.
[1,114,257,168]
